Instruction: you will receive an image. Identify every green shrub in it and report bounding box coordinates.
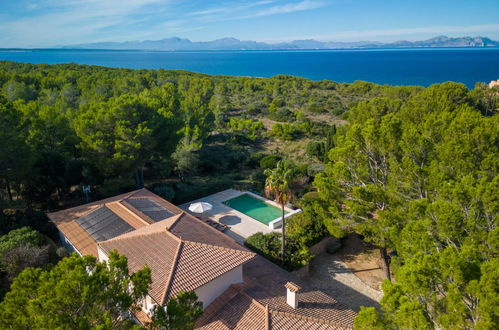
[269,123,303,140]
[268,107,295,122]
[227,118,264,142]
[295,163,309,177]
[300,191,321,204]
[259,154,281,170]
[307,163,326,177]
[0,227,44,257]
[248,152,265,168]
[306,140,326,161]
[307,99,326,113]
[287,211,326,247]
[0,227,51,282]
[244,232,311,271]
[56,247,69,258]
[246,101,266,115]
[173,149,200,178]
[245,232,281,264]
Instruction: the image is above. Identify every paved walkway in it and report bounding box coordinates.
[304,252,383,311]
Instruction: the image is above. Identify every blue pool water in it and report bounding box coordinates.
[223,193,286,225]
[1,48,498,88]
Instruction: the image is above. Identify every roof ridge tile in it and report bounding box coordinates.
[167,211,184,228]
[265,304,270,330]
[160,240,184,304]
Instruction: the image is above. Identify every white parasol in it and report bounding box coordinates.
[188,202,213,213]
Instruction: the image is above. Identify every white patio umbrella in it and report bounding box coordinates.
[188,202,213,213]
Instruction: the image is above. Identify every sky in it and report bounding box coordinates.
[1,0,499,48]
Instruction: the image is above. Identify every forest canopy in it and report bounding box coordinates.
[0,61,497,329]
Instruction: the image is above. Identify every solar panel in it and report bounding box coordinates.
[76,206,134,242]
[126,198,174,221]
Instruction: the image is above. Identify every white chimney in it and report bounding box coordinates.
[285,282,301,308]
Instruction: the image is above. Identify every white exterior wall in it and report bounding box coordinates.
[97,246,108,263]
[58,230,81,255]
[194,265,243,308]
[145,295,157,315]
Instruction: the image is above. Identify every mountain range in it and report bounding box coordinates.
[64,36,499,51]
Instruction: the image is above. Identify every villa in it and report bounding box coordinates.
[48,188,356,329]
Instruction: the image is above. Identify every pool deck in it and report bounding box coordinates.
[179,189,293,243]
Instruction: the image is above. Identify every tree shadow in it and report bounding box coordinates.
[338,233,379,264]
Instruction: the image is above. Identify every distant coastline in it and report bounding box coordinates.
[51,35,499,52]
[0,50,32,53]
[1,47,498,53]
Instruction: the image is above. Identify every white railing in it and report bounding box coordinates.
[268,209,302,230]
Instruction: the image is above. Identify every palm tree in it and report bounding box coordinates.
[264,160,295,263]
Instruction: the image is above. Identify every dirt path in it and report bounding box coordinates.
[339,234,386,291]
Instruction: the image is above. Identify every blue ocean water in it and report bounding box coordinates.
[1,48,498,88]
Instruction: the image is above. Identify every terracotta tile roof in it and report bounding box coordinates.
[166,240,254,300]
[58,219,99,256]
[98,216,255,305]
[240,255,356,328]
[269,311,348,330]
[196,254,356,329]
[196,286,267,330]
[99,221,181,303]
[196,284,354,330]
[168,212,246,252]
[244,285,355,327]
[48,189,163,257]
[133,307,152,326]
[285,282,301,292]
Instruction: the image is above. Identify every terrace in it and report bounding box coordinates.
[179,189,301,243]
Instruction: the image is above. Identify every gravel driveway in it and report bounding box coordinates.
[304,252,383,311]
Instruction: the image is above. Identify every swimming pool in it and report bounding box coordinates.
[223,193,287,225]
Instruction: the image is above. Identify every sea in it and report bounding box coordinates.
[1,48,499,88]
